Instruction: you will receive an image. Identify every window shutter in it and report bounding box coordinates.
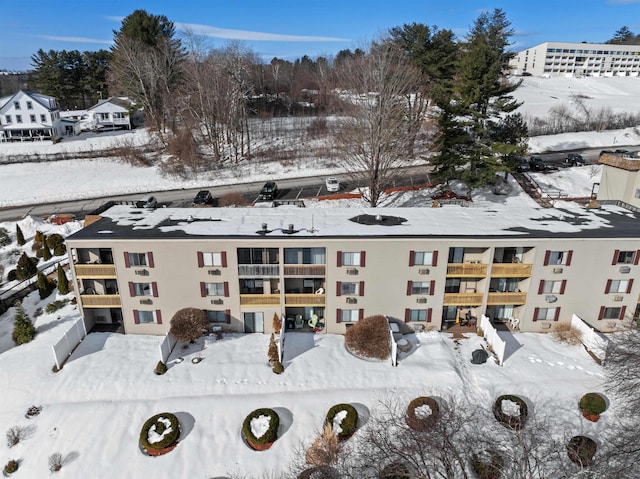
[538,280,544,295]
[432,251,438,267]
[598,306,605,320]
[406,281,412,296]
[337,251,342,267]
[560,280,567,294]
[565,250,573,266]
[124,252,130,268]
[605,279,612,294]
[225,309,231,324]
[620,306,627,320]
[197,251,204,267]
[409,251,415,266]
[129,282,135,297]
[360,251,366,267]
[133,310,140,324]
[221,251,227,267]
[635,250,640,265]
[543,250,550,266]
[427,309,432,323]
[553,307,560,321]
[200,282,206,297]
[533,307,539,322]
[152,282,158,297]
[612,250,620,265]
[147,252,155,268]
[359,309,364,320]
[223,282,229,297]
[336,281,342,297]
[359,281,365,297]
[626,279,634,294]
[156,310,162,324]
[429,280,435,296]
[336,309,342,323]
[404,308,410,322]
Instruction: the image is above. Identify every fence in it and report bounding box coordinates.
[479,315,506,365]
[571,314,609,363]
[277,314,286,363]
[158,332,178,364]
[389,328,398,367]
[51,317,87,370]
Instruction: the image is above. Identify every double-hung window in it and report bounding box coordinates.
[341,252,361,266]
[205,282,225,296]
[340,309,360,323]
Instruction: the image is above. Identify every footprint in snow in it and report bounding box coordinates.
[528,357,537,362]
[567,365,575,370]
[575,365,584,370]
[545,361,555,366]
[556,361,564,366]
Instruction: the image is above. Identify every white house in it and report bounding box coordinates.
[84,98,132,130]
[0,90,62,141]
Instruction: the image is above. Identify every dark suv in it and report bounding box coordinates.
[192,190,213,206]
[529,156,546,171]
[516,157,530,172]
[259,181,279,201]
[565,153,586,167]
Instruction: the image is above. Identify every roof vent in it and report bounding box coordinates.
[187,215,194,223]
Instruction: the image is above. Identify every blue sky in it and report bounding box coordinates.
[2,0,640,71]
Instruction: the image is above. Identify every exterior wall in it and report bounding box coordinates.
[67,233,640,337]
[510,42,640,77]
[597,162,640,209]
[0,90,61,139]
[87,100,131,129]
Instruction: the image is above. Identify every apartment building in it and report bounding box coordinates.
[66,203,640,336]
[510,41,640,77]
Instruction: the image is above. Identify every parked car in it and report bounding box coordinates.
[136,195,157,209]
[516,157,530,172]
[599,149,614,157]
[529,156,546,171]
[192,190,213,206]
[615,149,631,156]
[258,181,279,201]
[565,153,586,166]
[325,177,340,192]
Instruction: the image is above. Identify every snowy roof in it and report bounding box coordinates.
[69,203,640,241]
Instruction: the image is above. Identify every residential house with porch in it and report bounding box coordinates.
[84,97,132,131]
[0,90,62,141]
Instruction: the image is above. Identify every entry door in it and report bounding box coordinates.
[243,312,264,333]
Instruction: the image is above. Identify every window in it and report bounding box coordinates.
[30,114,36,122]
[99,113,109,120]
[5,115,11,124]
[540,280,565,294]
[341,251,361,266]
[340,282,358,295]
[535,307,558,321]
[614,250,636,264]
[136,310,157,324]
[240,279,263,294]
[200,252,223,267]
[407,309,430,322]
[606,279,631,294]
[113,112,126,119]
[205,282,225,296]
[545,250,571,266]
[207,310,227,323]
[133,283,152,296]
[16,115,22,123]
[445,278,460,294]
[410,281,431,295]
[635,188,640,199]
[237,248,277,265]
[410,251,437,266]
[40,114,46,123]
[600,307,621,320]
[14,101,20,110]
[284,247,325,264]
[128,252,147,266]
[26,101,32,110]
[340,309,360,323]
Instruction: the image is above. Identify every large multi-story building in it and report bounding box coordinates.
[510,41,640,77]
[66,202,640,336]
[0,89,62,140]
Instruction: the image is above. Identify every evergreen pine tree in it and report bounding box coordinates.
[12,302,37,345]
[16,253,38,281]
[42,243,52,261]
[37,271,54,300]
[57,265,69,295]
[16,225,25,246]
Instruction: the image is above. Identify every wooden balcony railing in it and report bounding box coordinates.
[443,293,484,306]
[240,294,280,306]
[74,264,116,278]
[80,294,121,307]
[283,265,326,276]
[237,265,280,276]
[285,294,326,306]
[490,263,533,277]
[446,263,488,277]
[486,292,528,305]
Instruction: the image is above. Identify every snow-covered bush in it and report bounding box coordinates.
[405,396,440,431]
[139,412,180,452]
[325,404,358,439]
[493,394,528,430]
[242,408,279,450]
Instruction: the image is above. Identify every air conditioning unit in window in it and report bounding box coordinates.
[208,269,221,275]
[619,266,631,274]
[211,298,224,305]
[139,299,153,305]
[418,268,430,275]
[346,268,358,275]
[416,297,427,304]
[134,269,149,276]
[346,297,358,304]
[613,295,624,302]
[413,323,424,332]
[552,267,563,274]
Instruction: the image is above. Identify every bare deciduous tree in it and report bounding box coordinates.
[169,307,209,343]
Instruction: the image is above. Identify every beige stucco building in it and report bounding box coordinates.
[597,153,640,211]
[66,203,640,336]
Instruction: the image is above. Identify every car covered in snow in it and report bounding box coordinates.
[325,177,340,192]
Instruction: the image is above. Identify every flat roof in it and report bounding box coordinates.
[67,202,640,242]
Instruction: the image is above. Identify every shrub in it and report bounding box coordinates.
[7,269,17,281]
[35,247,44,258]
[57,265,69,295]
[34,230,46,243]
[493,395,528,430]
[3,459,18,475]
[155,361,167,375]
[566,435,597,466]
[6,426,27,447]
[471,450,503,479]
[552,322,582,345]
[12,302,36,345]
[45,233,64,249]
[325,403,358,439]
[0,227,10,247]
[49,453,63,472]
[268,333,279,365]
[139,412,180,451]
[42,243,52,260]
[579,393,607,416]
[25,405,42,418]
[273,313,282,334]
[379,462,411,479]
[345,315,390,360]
[15,225,25,246]
[306,424,339,466]
[405,396,440,431]
[273,361,284,374]
[53,244,66,256]
[46,299,68,314]
[242,408,279,448]
[37,271,56,299]
[16,252,38,281]
[169,308,209,343]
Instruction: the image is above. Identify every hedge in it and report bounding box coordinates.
[242,408,279,447]
[139,412,180,451]
[325,403,358,438]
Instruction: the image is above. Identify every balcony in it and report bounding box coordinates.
[285,293,326,306]
[446,263,488,277]
[75,264,116,278]
[487,292,528,305]
[490,264,533,277]
[443,293,484,306]
[80,294,121,308]
[240,294,280,306]
[283,265,326,276]
[237,265,279,277]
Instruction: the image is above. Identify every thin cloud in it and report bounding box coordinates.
[609,0,640,4]
[177,22,348,42]
[38,35,112,45]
